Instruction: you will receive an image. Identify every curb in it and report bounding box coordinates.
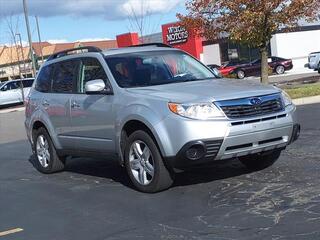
[293,95,320,106]
[0,107,25,114]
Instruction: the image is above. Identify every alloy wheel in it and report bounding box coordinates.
[129,140,154,185]
[276,65,285,74]
[36,135,50,168]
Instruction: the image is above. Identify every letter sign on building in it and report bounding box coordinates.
[166,26,189,45]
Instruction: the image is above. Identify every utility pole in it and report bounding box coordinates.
[23,0,37,77]
[35,16,44,63]
[16,33,27,77]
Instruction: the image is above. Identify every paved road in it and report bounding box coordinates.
[0,104,319,240]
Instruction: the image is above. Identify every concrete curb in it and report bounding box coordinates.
[293,95,320,106]
[0,106,25,114]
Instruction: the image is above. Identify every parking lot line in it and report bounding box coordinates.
[0,228,24,237]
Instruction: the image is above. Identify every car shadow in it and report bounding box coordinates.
[28,155,134,189]
[29,153,251,190]
[172,159,251,187]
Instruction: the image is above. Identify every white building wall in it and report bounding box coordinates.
[203,44,221,65]
[270,29,320,70]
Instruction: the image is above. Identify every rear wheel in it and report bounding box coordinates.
[236,70,245,79]
[33,127,65,173]
[124,130,174,193]
[318,63,320,73]
[275,65,285,75]
[239,150,282,171]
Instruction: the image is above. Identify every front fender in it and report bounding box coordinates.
[115,104,170,159]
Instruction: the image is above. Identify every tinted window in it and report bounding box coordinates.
[105,51,214,88]
[22,79,34,88]
[78,58,108,93]
[2,81,19,91]
[35,66,53,92]
[52,60,79,93]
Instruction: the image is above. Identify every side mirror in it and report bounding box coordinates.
[85,79,113,95]
[1,86,7,91]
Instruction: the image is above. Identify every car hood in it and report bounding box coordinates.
[125,78,280,103]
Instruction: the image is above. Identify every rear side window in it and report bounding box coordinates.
[22,79,34,88]
[35,66,53,92]
[52,60,79,93]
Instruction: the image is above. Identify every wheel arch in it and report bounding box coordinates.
[118,118,165,166]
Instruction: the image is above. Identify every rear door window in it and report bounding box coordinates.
[35,65,54,92]
[52,60,79,93]
[22,79,34,88]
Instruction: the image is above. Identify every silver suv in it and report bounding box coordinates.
[25,45,300,192]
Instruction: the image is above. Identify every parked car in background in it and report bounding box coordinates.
[0,78,34,106]
[231,57,293,79]
[207,62,241,77]
[307,51,320,73]
[25,45,299,193]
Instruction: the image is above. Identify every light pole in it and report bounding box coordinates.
[15,33,27,76]
[23,0,37,77]
[35,16,44,63]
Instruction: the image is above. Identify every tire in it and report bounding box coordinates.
[275,65,285,75]
[239,150,282,171]
[124,130,174,193]
[318,63,320,74]
[236,70,245,79]
[33,127,65,174]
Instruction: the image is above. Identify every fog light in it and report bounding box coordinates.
[185,144,206,161]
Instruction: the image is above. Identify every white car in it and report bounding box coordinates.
[308,51,320,73]
[0,78,34,106]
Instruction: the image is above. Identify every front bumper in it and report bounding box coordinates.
[158,105,298,170]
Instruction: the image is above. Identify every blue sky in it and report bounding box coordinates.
[0,0,186,45]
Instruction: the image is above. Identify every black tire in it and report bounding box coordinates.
[318,63,320,74]
[33,127,65,174]
[239,150,282,171]
[275,65,285,75]
[124,130,174,193]
[236,69,245,79]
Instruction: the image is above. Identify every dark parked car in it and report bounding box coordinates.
[231,57,293,79]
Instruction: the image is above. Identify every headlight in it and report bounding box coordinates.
[281,91,292,107]
[168,102,225,120]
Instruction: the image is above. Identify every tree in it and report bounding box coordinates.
[178,0,320,84]
[5,15,25,103]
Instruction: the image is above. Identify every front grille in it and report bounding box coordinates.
[203,140,223,159]
[217,94,284,119]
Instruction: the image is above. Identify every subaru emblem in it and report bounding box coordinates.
[250,97,262,105]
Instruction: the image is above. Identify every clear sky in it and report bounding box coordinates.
[0,0,186,45]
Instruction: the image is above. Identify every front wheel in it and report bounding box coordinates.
[318,63,320,73]
[124,130,174,193]
[275,65,285,75]
[239,150,282,171]
[236,70,245,79]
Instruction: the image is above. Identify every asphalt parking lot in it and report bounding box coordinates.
[0,103,319,240]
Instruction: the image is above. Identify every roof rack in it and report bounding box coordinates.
[47,46,102,61]
[129,43,173,48]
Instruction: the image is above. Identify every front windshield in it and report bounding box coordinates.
[0,82,6,88]
[105,50,215,88]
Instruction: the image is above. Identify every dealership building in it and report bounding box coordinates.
[0,21,319,81]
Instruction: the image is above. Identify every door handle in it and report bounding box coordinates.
[71,101,80,109]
